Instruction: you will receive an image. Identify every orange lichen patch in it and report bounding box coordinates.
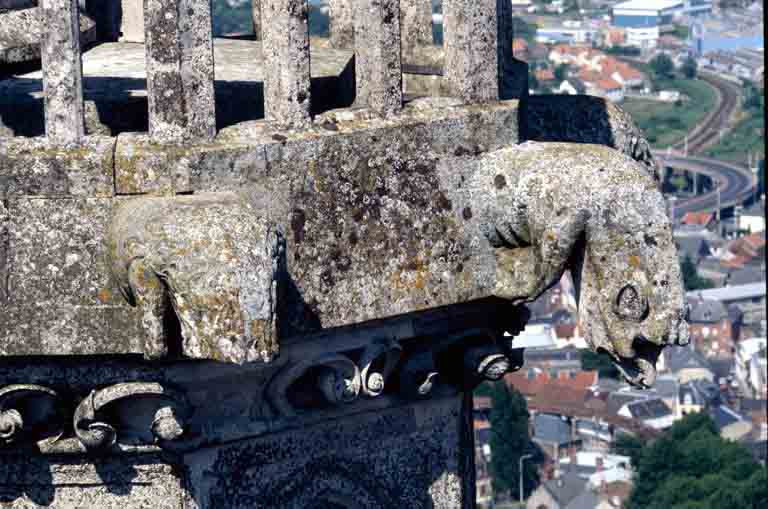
[629,255,641,268]
[97,288,113,303]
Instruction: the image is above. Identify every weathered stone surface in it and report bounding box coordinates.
[144,0,216,143]
[40,0,85,145]
[443,0,498,103]
[0,455,184,508]
[262,0,312,128]
[328,0,354,48]
[185,394,472,508]
[251,0,262,40]
[400,0,433,59]
[473,142,689,387]
[118,0,144,42]
[109,193,278,363]
[7,198,114,307]
[0,136,115,197]
[354,0,403,116]
[521,94,659,181]
[0,0,37,9]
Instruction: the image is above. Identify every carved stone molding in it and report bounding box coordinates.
[0,384,62,447]
[73,382,189,451]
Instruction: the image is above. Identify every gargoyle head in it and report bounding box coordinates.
[573,174,690,388]
[484,142,689,388]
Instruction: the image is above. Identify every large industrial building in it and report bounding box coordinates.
[612,0,713,50]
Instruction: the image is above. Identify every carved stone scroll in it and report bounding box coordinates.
[398,351,439,399]
[359,339,402,397]
[0,384,62,447]
[267,353,362,416]
[73,382,189,451]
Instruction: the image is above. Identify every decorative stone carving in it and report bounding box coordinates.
[0,384,62,446]
[398,351,439,399]
[478,142,690,387]
[359,339,402,397]
[108,193,279,364]
[73,382,189,451]
[267,353,363,416]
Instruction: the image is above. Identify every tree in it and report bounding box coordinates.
[626,413,767,509]
[613,433,644,468]
[488,382,540,499]
[650,54,675,81]
[580,349,619,379]
[681,254,714,291]
[554,63,570,82]
[681,56,698,79]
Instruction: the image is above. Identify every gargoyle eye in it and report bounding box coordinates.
[614,284,648,322]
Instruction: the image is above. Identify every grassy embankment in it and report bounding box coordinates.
[621,77,718,148]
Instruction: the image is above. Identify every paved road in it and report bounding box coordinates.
[653,152,758,220]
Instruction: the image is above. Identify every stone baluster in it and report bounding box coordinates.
[400,0,433,59]
[262,0,312,129]
[443,0,499,103]
[355,0,403,117]
[40,0,85,145]
[144,0,216,144]
[328,0,354,48]
[251,0,262,40]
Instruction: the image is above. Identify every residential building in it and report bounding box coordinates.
[533,413,579,461]
[664,345,715,383]
[735,337,767,398]
[688,283,766,310]
[526,470,588,509]
[686,296,735,358]
[617,397,675,430]
[738,201,766,233]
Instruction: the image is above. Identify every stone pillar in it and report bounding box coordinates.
[355,0,403,116]
[328,0,354,48]
[251,0,262,40]
[119,0,145,42]
[443,0,499,103]
[144,0,216,144]
[400,0,433,58]
[40,0,85,145]
[262,0,312,129]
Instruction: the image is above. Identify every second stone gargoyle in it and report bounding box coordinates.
[475,141,690,388]
[108,193,279,364]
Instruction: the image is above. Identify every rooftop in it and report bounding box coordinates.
[614,0,686,11]
[687,283,765,303]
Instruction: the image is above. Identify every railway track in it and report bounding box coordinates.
[672,72,742,155]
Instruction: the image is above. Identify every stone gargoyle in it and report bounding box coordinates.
[477,142,689,387]
[107,143,687,389]
[108,193,279,364]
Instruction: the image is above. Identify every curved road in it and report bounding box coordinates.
[653,152,758,220]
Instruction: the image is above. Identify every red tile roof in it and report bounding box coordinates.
[535,69,556,81]
[505,369,598,397]
[682,211,714,226]
[596,78,622,91]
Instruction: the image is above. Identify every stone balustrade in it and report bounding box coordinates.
[2,0,511,144]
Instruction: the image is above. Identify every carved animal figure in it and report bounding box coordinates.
[108,193,278,364]
[477,141,689,387]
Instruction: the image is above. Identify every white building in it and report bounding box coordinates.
[612,1,713,49]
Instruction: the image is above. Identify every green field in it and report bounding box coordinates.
[621,78,718,148]
[704,112,765,163]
